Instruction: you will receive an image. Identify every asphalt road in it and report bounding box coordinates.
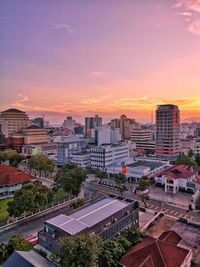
[84,181,200,223]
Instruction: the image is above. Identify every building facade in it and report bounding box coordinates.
[90,143,129,170]
[22,125,48,144]
[0,109,31,138]
[156,104,180,161]
[38,197,139,252]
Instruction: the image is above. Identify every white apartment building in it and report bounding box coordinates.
[71,153,91,168]
[90,144,129,170]
[96,125,111,146]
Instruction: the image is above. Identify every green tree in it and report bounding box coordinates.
[139,193,150,208]
[187,149,194,158]
[60,234,102,267]
[0,151,6,164]
[138,176,150,191]
[7,181,53,217]
[99,239,124,267]
[4,149,24,168]
[70,198,85,209]
[114,173,126,197]
[8,234,32,251]
[176,154,197,167]
[27,155,55,177]
[195,153,200,166]
[0,234,32,264]
[121,226,143,245]
[96,169,107,184]
[54,164,87,196]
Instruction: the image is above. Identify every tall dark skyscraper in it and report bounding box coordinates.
[156,104,180,161]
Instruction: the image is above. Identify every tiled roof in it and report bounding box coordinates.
[158,230,182,245]
[25,125,41,129]
[156,164,194,180]
[0,164,33,186]
[120,230,190,267]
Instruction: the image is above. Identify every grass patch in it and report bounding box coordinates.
[0,198,13,226]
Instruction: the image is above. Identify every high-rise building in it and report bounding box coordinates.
[62,116,76,131]
[156,104,180,160]
[96,125,111,146]
[0,109,31,138]
[111,115,139,140]
[85,115,102,137]
[85,114,102,129]
[32,117,44,128]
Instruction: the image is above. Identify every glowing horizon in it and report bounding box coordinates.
[0,0,200,123]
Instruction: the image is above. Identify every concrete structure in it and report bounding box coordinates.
[111,115,139,140]
[96,125,111,146]
[190,139,200,154]
[107,158,169,181]
[71,153,91,168]
[110,128,121,143]
[154,164,196,193]
[22,143,57,159]
[156,104,180,161]
[38,197,139,252]
[85,115,102,137]
[0,108,31,139]
[57,135,92,165]
[90,143,129,170]
[0,164,33,199]
[32,117,44,128]
[120,230,193,267]
[62,116,76,131]
[22,125,48,144]
[130,128,155,151]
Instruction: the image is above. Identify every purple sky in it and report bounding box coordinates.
[0,0,200,123]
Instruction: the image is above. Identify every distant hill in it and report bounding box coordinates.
[182,117,200,122]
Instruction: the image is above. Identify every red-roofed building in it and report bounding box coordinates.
[154,164,196,193]
[0,164,33,199]
[119,230,193,267]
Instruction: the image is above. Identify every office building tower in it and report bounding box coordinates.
[32,117,44,128]
[63,116,76,131]
[156,104,180,160]
[0,109,31,138]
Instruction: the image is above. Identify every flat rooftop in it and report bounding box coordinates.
[46,197,129,235]
[127,160,165,170]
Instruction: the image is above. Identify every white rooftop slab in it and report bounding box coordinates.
[46,197,129,235]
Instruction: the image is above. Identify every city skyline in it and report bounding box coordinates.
[1,0,200,123]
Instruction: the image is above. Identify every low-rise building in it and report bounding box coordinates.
[57,135,93,165]
[120,230,193,267]
[0,164,33,199]
[22,143,57,159]
[71,153,91,168]
[22,125,48,144]
[107,158,170,182]
[154,164,196,193]
[38,197,139,252]
[90,143,129,170]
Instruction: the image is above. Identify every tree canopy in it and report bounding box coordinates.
[7,181,53,217]
[114,173,126,197]
[0,234,32,264]
[0,149,24,167]
[27,154,55,177]
[60,234,102,267]
[176,154,197,167]
[54,164,87,196]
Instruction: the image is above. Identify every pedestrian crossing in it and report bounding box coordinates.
[142,203,193,221]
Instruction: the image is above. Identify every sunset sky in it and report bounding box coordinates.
[0,0,200,123]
